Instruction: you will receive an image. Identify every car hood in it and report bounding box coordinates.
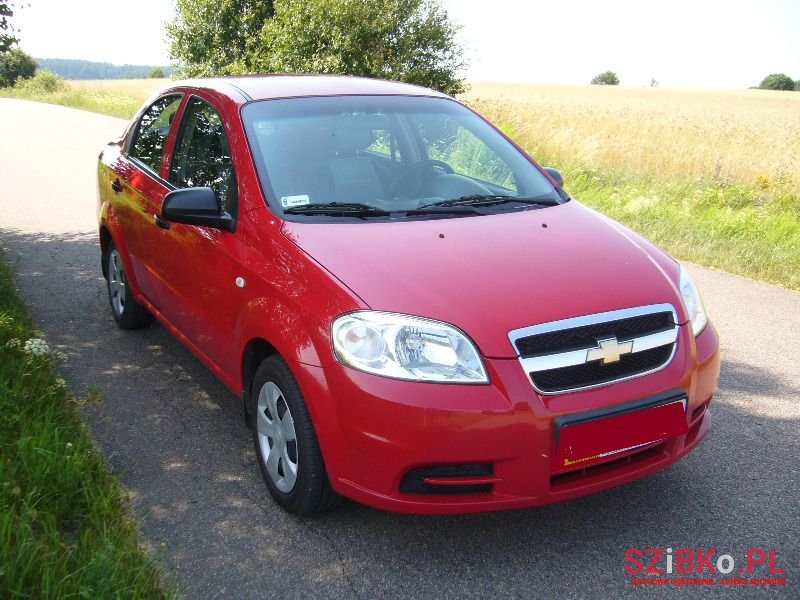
[282,201,685,358]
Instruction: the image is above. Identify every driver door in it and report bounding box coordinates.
[151,95,243,376]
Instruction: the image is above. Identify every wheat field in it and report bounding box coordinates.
[463,82,800,193]
[68,78,169,98]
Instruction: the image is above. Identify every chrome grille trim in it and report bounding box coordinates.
[518,326,678,372]
[508,303,680,395]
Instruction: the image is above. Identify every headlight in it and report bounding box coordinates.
[678,267,708,336]
[331,311,488,383]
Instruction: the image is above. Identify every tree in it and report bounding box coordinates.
[167,0,466,96]
[147,66,165,78]
[758,73,795,91]
[257,0,465,95]
[0,46,36,87]
[166,0,275,76]
[590,71,620,85]
[1,1,17,54]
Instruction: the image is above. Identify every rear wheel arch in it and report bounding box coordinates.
[105,239,153,329]
[99,225,145,303]
[99,226,112,279]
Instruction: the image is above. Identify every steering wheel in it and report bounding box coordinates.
[389,159,454,197]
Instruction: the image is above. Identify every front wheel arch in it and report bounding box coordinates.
[241,337,280,427]
[249,355,340,514]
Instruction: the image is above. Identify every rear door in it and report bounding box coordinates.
[111,94,183,302]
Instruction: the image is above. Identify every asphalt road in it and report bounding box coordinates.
[1,99,798,599]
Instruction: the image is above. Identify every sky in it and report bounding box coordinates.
[12,0,800,88]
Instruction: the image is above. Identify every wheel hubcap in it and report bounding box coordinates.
[108,249,126,316]
[256,381,298,493]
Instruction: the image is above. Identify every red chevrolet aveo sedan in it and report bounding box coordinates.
[97,75,720,515]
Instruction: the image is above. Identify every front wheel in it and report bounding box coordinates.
[250,356,340,515]
[105,240,152,329]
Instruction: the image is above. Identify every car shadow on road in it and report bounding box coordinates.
[720,357,800,398]
[2,228,797,598]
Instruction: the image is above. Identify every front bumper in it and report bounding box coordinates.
[294,323,720,514]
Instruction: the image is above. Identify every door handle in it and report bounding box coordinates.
[111,179,123,193]
[154,214,171,230]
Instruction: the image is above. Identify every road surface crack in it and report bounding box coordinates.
[298,519,359,600]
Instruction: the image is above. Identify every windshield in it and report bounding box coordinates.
[241,95,564,220]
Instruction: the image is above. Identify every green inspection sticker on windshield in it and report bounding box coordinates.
[281,195,311,208]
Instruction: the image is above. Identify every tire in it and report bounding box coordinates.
[105,240,153,329]
[250,355,340,515]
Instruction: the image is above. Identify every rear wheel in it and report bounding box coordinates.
[105,241,152,329]
[250,355,340,515]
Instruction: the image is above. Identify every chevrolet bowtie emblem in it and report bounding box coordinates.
[586,337,633,365]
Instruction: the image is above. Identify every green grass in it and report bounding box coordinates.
[567,169,800,290]
[0,251,174,598]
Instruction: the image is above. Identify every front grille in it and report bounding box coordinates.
[515,311,675,357]
[508,304,679,394]
[532,345,673,393]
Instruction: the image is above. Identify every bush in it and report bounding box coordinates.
[0,47,37,87]
[758,73,795,91]
[147,66,165,78]
[13,69,64,94]
[590,70,620,85]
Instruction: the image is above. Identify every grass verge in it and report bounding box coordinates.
[0,72,153,119]
[0,250,174,598]
[0,86,144,119]
[568,171,800,291]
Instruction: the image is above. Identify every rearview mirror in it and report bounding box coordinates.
[162,187,235,232]
[543,167,564,187]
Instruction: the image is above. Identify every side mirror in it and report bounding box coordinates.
[162,187,235,232]
[543,167,564,187]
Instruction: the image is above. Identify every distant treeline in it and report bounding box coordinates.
[35,58,173,79]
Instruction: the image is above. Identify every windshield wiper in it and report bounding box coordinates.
[419,194,560,209]
[283,196,558,219]
[404,204,484,216]
[283,202,392,217]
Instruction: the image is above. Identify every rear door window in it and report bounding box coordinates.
[129,94,183,175]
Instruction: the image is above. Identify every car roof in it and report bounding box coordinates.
[169,74,451,103]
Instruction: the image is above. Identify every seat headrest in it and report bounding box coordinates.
[332,125,374,154]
